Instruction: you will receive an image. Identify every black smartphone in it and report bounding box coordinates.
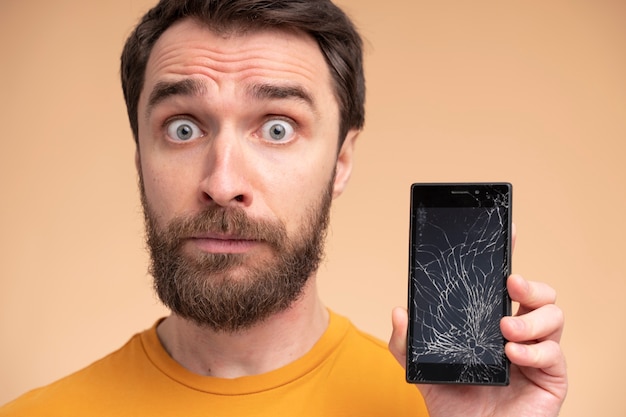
[406,183,512,385]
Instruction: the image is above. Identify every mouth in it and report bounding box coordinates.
[187,233,261,254]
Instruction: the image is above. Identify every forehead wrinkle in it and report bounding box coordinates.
[148,22,321,81]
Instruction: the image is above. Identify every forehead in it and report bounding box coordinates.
[140,18,337,113]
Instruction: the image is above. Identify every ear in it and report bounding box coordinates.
[332,128,360,199]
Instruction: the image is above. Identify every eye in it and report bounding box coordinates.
[260,119,295,143]
[166,119,204,142]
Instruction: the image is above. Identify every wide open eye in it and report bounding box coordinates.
[260,119,295,143]
[166,119,203,142]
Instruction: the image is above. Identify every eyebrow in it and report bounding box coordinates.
[146,78,207,117]
[247,83,315,108]
[145,78,317,118]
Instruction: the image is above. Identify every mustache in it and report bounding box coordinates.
[155,206,288,251]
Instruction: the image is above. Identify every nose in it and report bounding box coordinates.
[198,131,251,208]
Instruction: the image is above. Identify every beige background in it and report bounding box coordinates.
[1,0,624,415]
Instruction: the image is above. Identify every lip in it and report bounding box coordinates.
[187,233,259,254]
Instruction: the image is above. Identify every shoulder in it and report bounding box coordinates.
[323,311,428,416]
[329,311,399,365]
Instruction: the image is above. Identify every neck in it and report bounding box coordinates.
[156,276,329,378]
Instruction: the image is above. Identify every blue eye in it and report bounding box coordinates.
[166,119,203,142]
[261,119,295,143]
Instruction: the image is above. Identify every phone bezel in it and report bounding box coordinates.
[406,182,512,386]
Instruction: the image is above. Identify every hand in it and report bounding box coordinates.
[389,274,567,417]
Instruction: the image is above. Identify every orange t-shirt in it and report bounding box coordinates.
[1,311,428,416]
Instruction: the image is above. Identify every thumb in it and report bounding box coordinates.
[389,306,408,368]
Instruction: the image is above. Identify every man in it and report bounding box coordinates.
[0,0,567,416]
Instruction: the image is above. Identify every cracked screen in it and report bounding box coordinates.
[407,183,511,385]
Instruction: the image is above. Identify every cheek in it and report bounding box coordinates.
[139,157,190,225]
[275,158,335,231]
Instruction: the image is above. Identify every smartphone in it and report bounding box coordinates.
[406,183,512,385]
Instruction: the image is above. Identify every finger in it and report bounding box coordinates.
[507,274,557,314]
[505,340,567,378]
[388,306,408,368]
[501,303,564,343]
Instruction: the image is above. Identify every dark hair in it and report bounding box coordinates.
[120,0,365,145]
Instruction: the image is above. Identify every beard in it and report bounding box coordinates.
[140,177,333,333]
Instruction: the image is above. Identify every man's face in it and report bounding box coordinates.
[136,19,356,331]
